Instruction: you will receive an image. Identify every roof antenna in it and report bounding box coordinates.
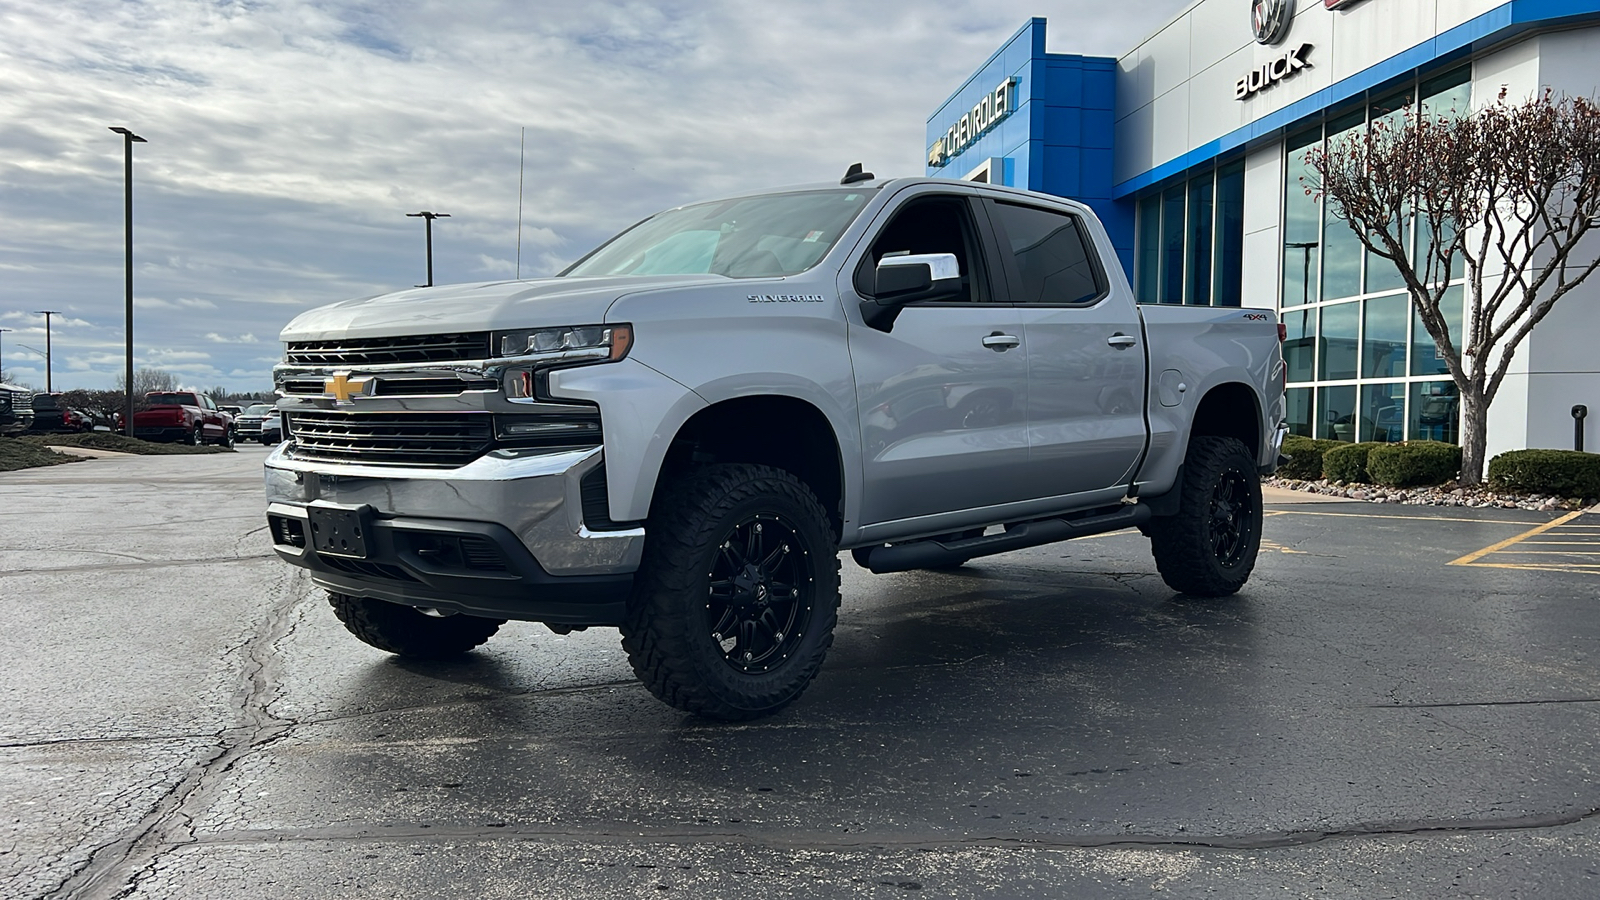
[840,162,875,185]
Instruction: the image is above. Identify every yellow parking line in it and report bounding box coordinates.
[1488,550,1600,556]
[1273,510,1548,525]
[1448,510,1586,566]
[1466,562,1600,573]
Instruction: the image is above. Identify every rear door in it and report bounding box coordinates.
[844,188,1031,526]
[980,198,1147,500]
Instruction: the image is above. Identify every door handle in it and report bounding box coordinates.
[1107,333,1138,349]
[982,332,1021,352]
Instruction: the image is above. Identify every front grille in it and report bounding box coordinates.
[286,411,493,467]
[319,556,417,582]
[278,376,499,397]
[284,332,491,367]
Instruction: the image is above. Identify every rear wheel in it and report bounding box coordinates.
[328,592,504,658]
[621,464,840,721]
[1146,436,1262,596]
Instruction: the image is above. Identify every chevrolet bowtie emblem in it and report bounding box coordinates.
[323,373,371,404]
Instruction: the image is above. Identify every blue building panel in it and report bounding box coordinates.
[927,18,1128,273]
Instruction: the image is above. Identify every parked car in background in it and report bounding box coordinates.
[27,394,92,433]
[234,403,277,442]
[0,384,34,436]
[131,391,235,447]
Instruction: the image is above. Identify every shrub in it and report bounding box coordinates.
[1488,449,1600,498]
[1322,442,1385,483]
[1278,435,1342,480]
[1367,441,1462,487]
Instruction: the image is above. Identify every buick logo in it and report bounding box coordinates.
[1251,0,1292,45]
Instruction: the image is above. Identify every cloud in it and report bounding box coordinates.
[204,332,259,343]
[0,0,1188,391]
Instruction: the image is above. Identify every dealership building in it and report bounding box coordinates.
[927,0,1600,457]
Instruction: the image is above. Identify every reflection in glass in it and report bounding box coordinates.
[1319,385,1358,442]
[1364,90,1415,295]
[1410,381,1460,444]
[1186,176,1214,305]
[1412,285,1465,376]
[1161,185,1185,303]
[1362,382,1406,442]
[1283,308,1315,383]
[1363,294,1409,378]
[1283,129,1322,306]
[1214,160,1245,307]
[1322,111,1366,300]
[1137,194,1161,303]
[1318,301,1359,381]
[1286,387,1313,437]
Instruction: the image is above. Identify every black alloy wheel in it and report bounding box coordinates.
[707,514,814,674]
[622,463,841,721]
[188,426,202,446]
[1147,436,1262,596]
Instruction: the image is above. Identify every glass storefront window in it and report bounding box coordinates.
[1283,128,1322,307]
[1213,160,1245,307]
[1421,65,1472,121]
[1361,382,1406,442]
[1364,90,1415,295]
[1321,110,1366,300]
[1286,387,1314,438]
[1186,177,1214,305]
[1363,294,1409,378]
[1161,184,1185,303]
[1283,308,1315,383]
[1319,385,1358,442]
[1410,381,1460,443]
[1318,301,1359,381]
[1411,285,1465,376]
[1136,194,1161,304]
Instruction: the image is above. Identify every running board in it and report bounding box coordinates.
[859,504,1153,574]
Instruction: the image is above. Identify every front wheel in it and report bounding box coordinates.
[621,464,841,721]
[220,427,235,449]
[1146,436,1263,597]
[328,592,504,658]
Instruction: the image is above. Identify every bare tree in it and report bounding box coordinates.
[1305,89,1600,484]
[114,367,179,397]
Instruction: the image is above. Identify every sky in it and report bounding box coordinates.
[0,0,1190,393]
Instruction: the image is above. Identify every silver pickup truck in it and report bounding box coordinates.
[265,171,1286,720]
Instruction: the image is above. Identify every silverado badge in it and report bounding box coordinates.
[323,373,371,404]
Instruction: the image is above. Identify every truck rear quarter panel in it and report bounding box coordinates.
[1136,306,1284,495]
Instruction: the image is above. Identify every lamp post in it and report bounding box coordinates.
[406,211,450,287]
[109,126,147,434]
[0,327,11,379]
[34,311,61,392]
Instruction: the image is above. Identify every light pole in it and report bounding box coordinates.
[406,211,450,287]
[34,311,61,392]
[0,327,10,379]
[109,126,147,434]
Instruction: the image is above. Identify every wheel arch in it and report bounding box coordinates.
[652,395,848,540]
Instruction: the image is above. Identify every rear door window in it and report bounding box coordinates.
[985,201,1106,306]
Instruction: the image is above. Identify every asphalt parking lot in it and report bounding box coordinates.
[2,446,1597,899]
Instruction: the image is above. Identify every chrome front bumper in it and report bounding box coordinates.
[263,444,645,623]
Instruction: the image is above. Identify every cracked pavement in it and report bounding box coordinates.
[2,448,1597,898]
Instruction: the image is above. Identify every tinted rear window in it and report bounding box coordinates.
[148,393,198,406]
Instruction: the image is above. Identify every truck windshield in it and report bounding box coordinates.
[563,189,875,279]
[246,404,275,416]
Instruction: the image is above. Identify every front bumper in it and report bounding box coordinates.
[264,444,644,625]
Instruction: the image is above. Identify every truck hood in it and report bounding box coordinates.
[278,275,728,343]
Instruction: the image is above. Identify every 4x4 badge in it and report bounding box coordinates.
[323,373,371,404]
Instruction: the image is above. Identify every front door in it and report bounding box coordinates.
[845,191,1031,527]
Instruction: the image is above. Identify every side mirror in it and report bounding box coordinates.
[860,253,962,331]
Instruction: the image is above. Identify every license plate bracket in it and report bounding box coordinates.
[307,504,371,559]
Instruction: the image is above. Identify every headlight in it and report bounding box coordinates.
[493,324,632,363]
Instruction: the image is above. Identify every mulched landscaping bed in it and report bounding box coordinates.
[1267,476,1594,511]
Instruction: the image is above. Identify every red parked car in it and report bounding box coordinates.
[130,391,236,447]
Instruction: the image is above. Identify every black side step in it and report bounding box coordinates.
[859,504,1152,575]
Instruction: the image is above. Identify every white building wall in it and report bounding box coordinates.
[1240,143,1283,310]
[1116,0,1507,185]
